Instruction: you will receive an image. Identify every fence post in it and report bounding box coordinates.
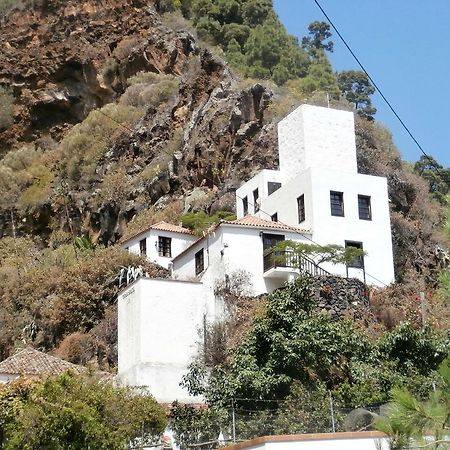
[328,391,336,433]
[231,399,236,443]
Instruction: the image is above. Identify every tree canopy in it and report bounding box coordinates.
[337,70,377,120]
[0,372,167,449]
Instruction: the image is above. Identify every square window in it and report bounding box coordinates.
[271,212,278,222]
[242,196,248,216]
[330,191,344,217]
[358,195,372,220]
[195,249,204,275]
[268,181,282,196]
[158,236,172,257]
[297,194,305,223]
[345,241,364,269]
[139,238,147,256]
[253,188,259,213]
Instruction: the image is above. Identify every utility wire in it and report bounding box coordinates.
[313,0,450,183]
[0,55,388,286]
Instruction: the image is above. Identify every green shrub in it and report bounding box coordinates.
[182,210,236,235]
[59,103,144,187]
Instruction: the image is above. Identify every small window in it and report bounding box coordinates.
[268,181,282,196]
[271,212,278,222]
[242,196,248,216]
[158,236,172,257]
[195,249,204,275]
[358,195,372,220]
[139,238,147,256]
[345,241,364,269]
[330,191,344,217]
[297,194,305,223]
[253,188,259,213]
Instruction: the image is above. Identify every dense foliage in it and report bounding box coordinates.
[376,358,450,449]
[171,276,450,446]
[0,372,167,449]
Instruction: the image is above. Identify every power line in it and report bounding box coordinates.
[312,0,450,184]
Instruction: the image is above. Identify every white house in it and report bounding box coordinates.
[172,215,319,295]
[117,104,396,404]
[121,221,197,269]
[236,104,395,286]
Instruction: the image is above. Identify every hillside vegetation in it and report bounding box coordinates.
[0,0,448,417]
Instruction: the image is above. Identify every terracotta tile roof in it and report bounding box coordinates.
[222,215,311,234]
[120,221,194,244]
[0,348,85,376]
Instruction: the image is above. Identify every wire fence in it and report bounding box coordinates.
[177,395,386,449]
[227,397,383,443]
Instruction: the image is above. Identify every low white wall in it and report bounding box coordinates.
[117,277,214,403]
[225,433,389,450]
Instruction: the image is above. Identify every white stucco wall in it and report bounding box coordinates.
[235,170,285,219]
[309,167,394,286]
[117,277,214,403]
[260,167,394,286]
[123,230,197,269]
[278,104,358,181]
[173,225,311,296]
[261,169,314,230]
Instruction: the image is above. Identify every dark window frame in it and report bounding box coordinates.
[345,240,364,269]
[195,249,205,275]
[158,236,172,257]
[330,191,344,217]
[253,188,259,213]
[242,196,248,216]
[358,195,372,220]
[139,238,147,256]
[268,181,282,196]
[271,212,278,222]
[297,194,305,223]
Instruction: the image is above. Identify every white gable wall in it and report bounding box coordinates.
[123,230,197,269]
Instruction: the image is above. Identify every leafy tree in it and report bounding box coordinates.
[0,372,167,449]
[414,155,450,205]
[301,21,334,55]
[376,358,450,449]
[337,70,377,120]
[271,239,366,267]
[284,49,340,99]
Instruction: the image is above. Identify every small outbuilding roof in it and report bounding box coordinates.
[120,221,194,244]
[0,347,85,376]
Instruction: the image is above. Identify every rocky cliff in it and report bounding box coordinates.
[0,0,445,281]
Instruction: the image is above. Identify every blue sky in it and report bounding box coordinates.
[273,0,450,167]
